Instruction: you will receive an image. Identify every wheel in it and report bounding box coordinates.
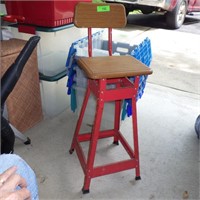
[141,8,153,14]
[24,137,31,145]
[166,0,187,29]
[195,115,200,139]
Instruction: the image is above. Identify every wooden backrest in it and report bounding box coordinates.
[74,2,127,28]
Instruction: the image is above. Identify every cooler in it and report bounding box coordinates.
[4,0,91,33]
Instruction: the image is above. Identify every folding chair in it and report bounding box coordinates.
[1,36,40,153]
[69,2,152,193]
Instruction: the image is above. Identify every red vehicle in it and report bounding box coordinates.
[103,0,200,29]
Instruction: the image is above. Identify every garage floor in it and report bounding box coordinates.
[14,83,199,200]
[14,26,199,200]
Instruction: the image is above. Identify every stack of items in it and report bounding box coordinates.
[66,31,104,98]
[66,31,152,126]
[122,37,152,120]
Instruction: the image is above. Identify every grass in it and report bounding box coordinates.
[93,0,103,2]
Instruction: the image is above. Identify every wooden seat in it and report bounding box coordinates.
[69,2,152,194]
[78,55,151,79]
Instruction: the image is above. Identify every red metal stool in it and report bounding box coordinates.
[69,2,153,193]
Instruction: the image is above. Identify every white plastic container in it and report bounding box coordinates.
[74,85,115,129]
[37,51,67,76]
[74,66,87,88]
[9,25,87,76]
[40,76,70,118]
[8,25,87,117]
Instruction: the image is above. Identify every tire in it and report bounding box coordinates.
[195,115,200,139]
[141,8,153,14]
[166,0,187,29]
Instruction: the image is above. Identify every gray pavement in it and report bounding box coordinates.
[113,24,200,94]
[127,12,200,34]
[13,23,200,199]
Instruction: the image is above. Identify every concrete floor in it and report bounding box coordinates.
[14,83,199,200]
[14,26,199,199]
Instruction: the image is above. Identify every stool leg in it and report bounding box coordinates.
[69,87,91,154]
[131,94,141,180]
[132,99,141,180]
[113,100,121,145]
[82,92,105,193]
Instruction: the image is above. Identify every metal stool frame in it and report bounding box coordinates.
[69,2,152,193]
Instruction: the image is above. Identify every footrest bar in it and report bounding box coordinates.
[93,159,137,178]
[77,129,116,142]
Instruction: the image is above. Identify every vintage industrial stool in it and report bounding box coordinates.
[69,2,153,193]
